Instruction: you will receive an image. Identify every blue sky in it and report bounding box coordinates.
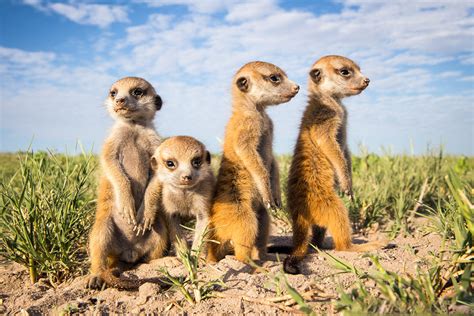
[0,0,473,155]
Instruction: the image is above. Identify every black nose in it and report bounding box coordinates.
[364,78,370,85]
[181,175,192,181]
[115,97,126,105]
[294,85,300,92]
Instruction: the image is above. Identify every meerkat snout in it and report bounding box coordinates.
[180,174,193,185]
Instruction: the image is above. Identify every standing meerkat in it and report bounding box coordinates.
[207,61,300,264]
[134,136,215,254]
[283,55,385,274]
[87,77,169,289]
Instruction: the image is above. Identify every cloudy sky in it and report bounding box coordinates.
[0,0,473,155]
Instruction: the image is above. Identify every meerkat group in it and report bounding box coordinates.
[87,56,385,289]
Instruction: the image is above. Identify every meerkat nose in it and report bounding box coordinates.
[364,78,370,85]
[181,175,193,181]
[294,85,300,92]
[115,97,126,105]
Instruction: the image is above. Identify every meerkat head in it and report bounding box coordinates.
[232,61,300,107]
[105,77,162,123]
[151,136,211,189]
[308,55,370,99]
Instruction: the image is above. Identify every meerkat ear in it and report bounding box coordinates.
[236,76,249,92]
[309,69,321,83]
[150,156,159,170]
[205,151,211,164]
[154,95,163,111]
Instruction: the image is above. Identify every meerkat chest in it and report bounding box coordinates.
[119,133,151,178]
[162,186,204,217]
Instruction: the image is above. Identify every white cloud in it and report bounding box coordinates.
[48,3,128,28]
[134,0,233,14]
[225,0,279,22]
[21,1,129,27]
[459,76,474,82]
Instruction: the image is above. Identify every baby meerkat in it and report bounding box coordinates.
[135,136,215,254]
[87,77,169,289]
[207,61,300,264]
[284,55,385,274]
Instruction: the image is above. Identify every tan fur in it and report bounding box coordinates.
[284,56,385,274]
[207,61,299,263]
[87,77,169,289]
[135,136,215,254]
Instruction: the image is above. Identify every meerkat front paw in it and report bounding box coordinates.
[134,213,154,236]
[339,178,353,200]
[263,198,278,212]
[86,274,105,290]
[273,195,282,209]
[118,198,136,225]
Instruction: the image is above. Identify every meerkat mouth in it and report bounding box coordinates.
[283,93,298,99]
[173,182,198,189]
[114,108,136,113]
[351,87,366,93]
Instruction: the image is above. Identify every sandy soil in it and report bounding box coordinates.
[1,222,445,315]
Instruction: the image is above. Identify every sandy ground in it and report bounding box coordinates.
[1,219,449,315]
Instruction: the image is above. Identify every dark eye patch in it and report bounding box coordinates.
[110,90,117,97]
[165,160,177,169]
[339,68,351,77]
[269,74,280,82]
[132,88,145,97]
[191,157,202,168]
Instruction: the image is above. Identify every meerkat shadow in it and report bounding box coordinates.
[321,236,396,250]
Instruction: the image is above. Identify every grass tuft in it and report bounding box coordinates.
[159,227,224,305]
[0,150,96,285]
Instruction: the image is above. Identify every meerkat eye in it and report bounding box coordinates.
[110,90,117,97]
[132,88,144,97]
[269,74,281,83]
[339,69,351,77]
[191,157,202,168]
[165,160,176,169]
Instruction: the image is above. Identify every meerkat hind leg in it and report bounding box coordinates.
[254,204,270,261]
[231,209,258,263]
[283,213,312,274]
[311,225,327,248]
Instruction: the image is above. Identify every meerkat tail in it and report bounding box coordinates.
[346,239,388,252]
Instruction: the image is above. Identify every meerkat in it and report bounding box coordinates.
[134,136,215,254]
[87,77,169,289]
[283,55,385,274]
[207,61,300,264]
